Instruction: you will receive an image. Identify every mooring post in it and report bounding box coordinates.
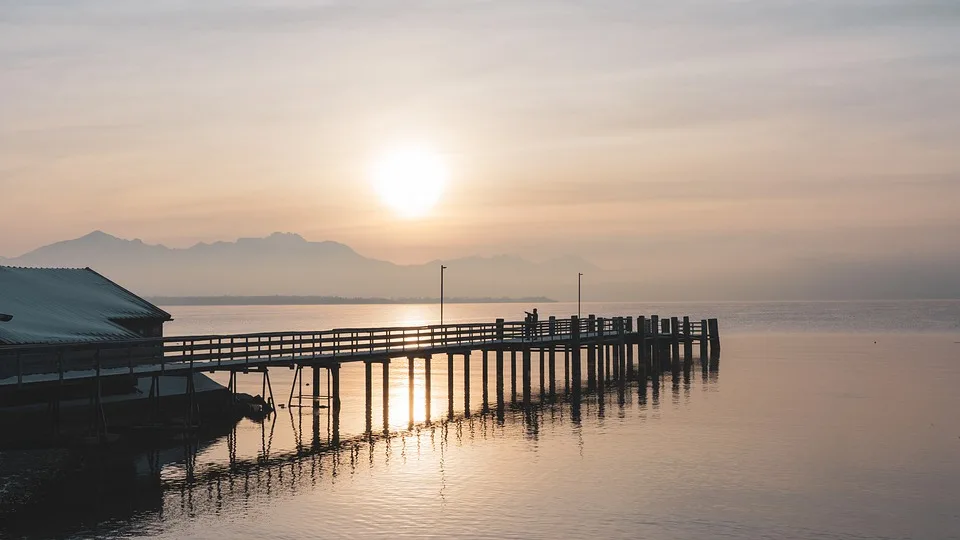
[683,316,693,362]
[511,349,518,404]
[626,317,635,379]
[408,357,415,427]
[425,354,432,422]
[571,316,582,398]
[447,352,455,420]
[382,359,390,433]
[482,349,489,412]
[331,362,341,444]
[365,360,373,434]
[522,348,532,407]
[464,352,471,417]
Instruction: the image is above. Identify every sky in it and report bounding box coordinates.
[2,0,960,278]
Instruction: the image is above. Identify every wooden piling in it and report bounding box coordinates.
[511,349,518,404]
[708,318,721,351]
[365,360,373,434]
[408,357,415,426]
[522,348,532,407]
[650,315,660,372]
[548,346,557,397]
[482,350,489,412]
[638,315,648,382]
[496,349,504,409]
[424,355,432,422]
[564,346,570,394]
[587,315,597,389]
[626,317,635,380]
[571,316,582,398]
[683,316,693,361]
[539,348,545,398]
[312,365,321,409]
[700,319,709,362]
[382,359,390,432]
[331,362,340,444]
[463,352,471,417]
[447,352,455,420]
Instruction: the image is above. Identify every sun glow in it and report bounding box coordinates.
[371,144,448,219]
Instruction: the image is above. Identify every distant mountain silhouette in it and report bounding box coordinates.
[3,231,600,299]
[5,232,958,301]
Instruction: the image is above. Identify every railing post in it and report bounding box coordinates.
[549,316,556,337]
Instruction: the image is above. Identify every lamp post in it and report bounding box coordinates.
[578,272,583,319]
[440,265,447,325]
[0,313,11,323]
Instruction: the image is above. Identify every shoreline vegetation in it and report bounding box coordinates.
[149,295,557,306]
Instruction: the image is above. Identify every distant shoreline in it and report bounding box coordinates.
[149,295,557,306]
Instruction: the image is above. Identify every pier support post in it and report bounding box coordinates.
[482,350,489,412]
[597,342,605,392]
[539,348,545,398]
[464,352,471,417]
[708,318,721,352]
[382,359,390,433]
[447,352,455,420]
[587,341,597,391]
[522,348,532,407]
[365,360,373,434]
[651,315,660,373]
[683,316,693,365]
[587,315,597,390]
[496,349,505,412]
[548,346,556,398]
[312,366,321,409]
[671,316,681,365]
[408,357,415,427]
[511,349,518,404]
[626,317,635,380]
[571,316,582,399]
[331,362,340,444]
[638,316,648,382]
[425,355,432,423]
[564,346,570,394]
[700,320,709,363]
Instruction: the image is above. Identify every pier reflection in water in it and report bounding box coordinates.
[1,348,719,539]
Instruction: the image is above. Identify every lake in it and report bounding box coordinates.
[2,301,959,539]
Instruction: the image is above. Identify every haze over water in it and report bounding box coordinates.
[3,301,958,539]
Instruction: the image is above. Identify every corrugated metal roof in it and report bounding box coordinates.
[0,266,171,344]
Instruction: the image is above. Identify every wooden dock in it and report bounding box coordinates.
[0,314,720,441]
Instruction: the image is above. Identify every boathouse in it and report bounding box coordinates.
[0,266,172,381]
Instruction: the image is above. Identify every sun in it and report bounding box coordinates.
[371,144,448,219]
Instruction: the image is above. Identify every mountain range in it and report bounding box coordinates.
[0,231,597,300]
[3,231,959,301]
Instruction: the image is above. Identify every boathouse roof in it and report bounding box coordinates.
[0,266,171,345]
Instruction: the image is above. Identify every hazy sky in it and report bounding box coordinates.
[2,0,959,272]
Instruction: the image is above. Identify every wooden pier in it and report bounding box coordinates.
[0,314,720,441]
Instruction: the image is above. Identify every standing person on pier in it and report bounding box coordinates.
[524,308,539,339]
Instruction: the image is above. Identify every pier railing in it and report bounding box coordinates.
[0,315,715,386]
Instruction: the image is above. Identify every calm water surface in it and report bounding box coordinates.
[2,301,959,539]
